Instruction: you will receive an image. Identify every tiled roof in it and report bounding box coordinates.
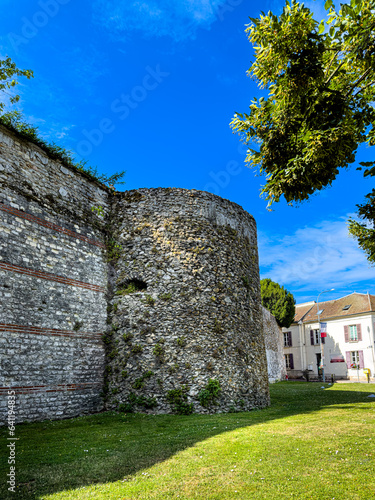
[294,302,315,323]
[300,293,375,323]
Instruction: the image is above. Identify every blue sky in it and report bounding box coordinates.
[1,0,375,304]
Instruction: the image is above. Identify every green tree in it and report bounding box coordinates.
[230,0,375,263]
[261,278,296,328]
[0,57,33,114]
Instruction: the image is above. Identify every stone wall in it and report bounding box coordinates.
[262,306,286,382]
[0,123,270,423]
[0,125,108,423]
[104,188,270,414]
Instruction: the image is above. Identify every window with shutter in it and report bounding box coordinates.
[283,332,292,347]
[344,325,349,342]
[357,324,362,341]
[359,350,364,369]
[310,329,321,345]
[348,351,362,369]
[349,325,358,341]
[345,351,351,368]
[285,353,294,369]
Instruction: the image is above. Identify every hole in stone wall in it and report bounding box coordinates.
[122,278,148,293]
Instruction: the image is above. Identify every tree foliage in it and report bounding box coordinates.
[261,278,296,328]
[231,0,375,263]
[0,57,33,114]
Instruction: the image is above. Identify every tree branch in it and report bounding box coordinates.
[353,80,375,97]
[345,67,373,97]
[324,49,342,83]
[325,59,345,86]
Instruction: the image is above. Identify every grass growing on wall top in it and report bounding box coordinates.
[0,382,374,499]
[0,111,126,189]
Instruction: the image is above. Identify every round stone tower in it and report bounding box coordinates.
[104,188,270,413]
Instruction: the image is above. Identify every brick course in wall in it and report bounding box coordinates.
[0,202,105,248]
[0,324,103,340]
[0,262,105,292]
[1,270,107,332]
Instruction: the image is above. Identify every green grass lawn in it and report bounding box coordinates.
[1,382,374,500]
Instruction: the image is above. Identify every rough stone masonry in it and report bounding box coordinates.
[0,123,270,424]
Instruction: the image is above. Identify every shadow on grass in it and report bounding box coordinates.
[0,382,374,499]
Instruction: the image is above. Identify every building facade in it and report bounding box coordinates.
[282,293,375,382]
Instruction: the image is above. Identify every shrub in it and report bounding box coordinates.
[166,386,194,415]
[123,332,133,343]
[153,343,165,358]
[176,337,186,347]
[144,294,155,306]
[108,349,118,360]
[102,334,111,344]
[131,344,143,354]
[159,293,172,300]
[107,239,122,262]
[127,392,157,409]
[132,371,154,390]
[118,402,133,413]
[136,395,157,409]
[168,363,179,374]
[197,379,222,408]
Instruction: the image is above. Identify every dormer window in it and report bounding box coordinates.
[342,304,351,311]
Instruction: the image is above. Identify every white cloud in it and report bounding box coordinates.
[258,216,375,299]
[92,0,229,42]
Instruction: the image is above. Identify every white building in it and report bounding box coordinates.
[282,293,375,382]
